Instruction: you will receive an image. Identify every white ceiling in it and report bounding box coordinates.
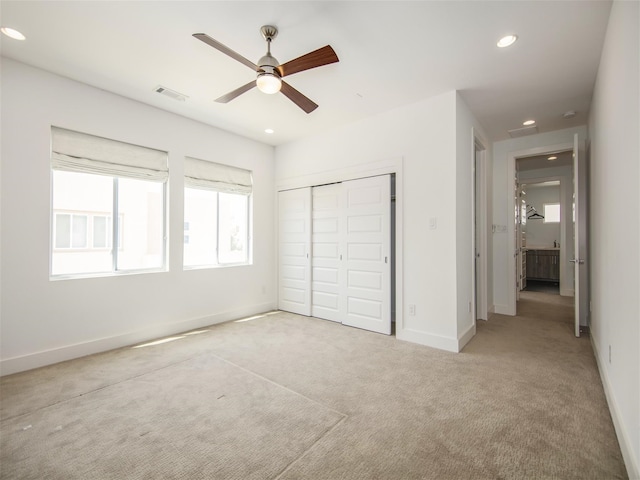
[0,1,612,146]
[518,150,574,171]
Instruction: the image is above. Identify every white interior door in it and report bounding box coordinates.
[572,133,588,337]
[278,188,312,316]
[311,184,343,322]
[341,175,391,335]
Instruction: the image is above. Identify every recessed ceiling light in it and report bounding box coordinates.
[264,128,274,134]
[523,119,536,126]
[497,34,518,48]
[547,156,557,161]
[1,27,26,41]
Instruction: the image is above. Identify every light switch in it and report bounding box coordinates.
[429,217,437,230]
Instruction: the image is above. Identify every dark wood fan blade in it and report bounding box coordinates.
[277,45,339,77]
[193,33,257,71]
[280,81,318,114]
[215,81,256,103]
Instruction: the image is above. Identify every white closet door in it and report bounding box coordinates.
[278,188,312,316]
[311,184,343,322]
[341,175,391,334]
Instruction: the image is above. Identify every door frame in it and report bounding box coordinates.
[506,142,573,316]
[276,157,404,336]
[472,131,489,321]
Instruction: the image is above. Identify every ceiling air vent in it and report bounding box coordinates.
[154,85,188,102]
[508,125,538,138]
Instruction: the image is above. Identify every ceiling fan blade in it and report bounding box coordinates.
[280,81,318,114]
[277,45,339,77]
[215,81,256,103]
[193,33,257,71]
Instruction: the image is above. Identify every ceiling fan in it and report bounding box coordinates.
[193,25,339,113]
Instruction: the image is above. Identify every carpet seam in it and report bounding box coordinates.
[209,352,349,419]
[272,414,349,480]
[0,354,203,423]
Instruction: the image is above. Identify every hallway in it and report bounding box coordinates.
[466,290,627,478]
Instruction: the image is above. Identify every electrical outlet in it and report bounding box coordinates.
[408,304,416,316]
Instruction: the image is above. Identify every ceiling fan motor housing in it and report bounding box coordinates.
[258,53,280,75]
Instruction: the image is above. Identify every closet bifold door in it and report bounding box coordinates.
[278,187,312,316]
[311,183,343,322]
[341,175,391,335]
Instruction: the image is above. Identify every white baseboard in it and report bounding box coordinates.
[591,337,639,480]
[0,302,277,376]
[396,327,459,352]
[457,322,476,351]
[560,288,575,297]
[493,304,511,315]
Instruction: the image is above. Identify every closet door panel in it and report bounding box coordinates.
[311,184,343,322]
[341,175,391,334]
[278,188,312,315]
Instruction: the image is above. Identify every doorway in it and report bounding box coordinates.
[506,136,588,337]
[517,175,564,296]
[473,137,488,321]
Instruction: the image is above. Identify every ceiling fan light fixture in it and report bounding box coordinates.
[256,72,282,94]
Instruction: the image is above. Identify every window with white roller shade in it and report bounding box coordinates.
[50,127,167,277]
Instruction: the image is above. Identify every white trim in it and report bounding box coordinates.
[457,322,477,351]
[0,302,276,376]
[396,328,459,353]
[494,304,511,315]
[276,158,399,191]
[472,129,489,321]
[507,142,574,316]
[591,337,640,480]
[276,157,404,340]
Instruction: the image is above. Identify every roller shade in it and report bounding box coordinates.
[184,156,252,195]
[51,127,168,181]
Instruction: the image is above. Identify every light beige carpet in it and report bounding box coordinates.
[0,293,628,479]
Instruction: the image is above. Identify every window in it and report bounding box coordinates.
[544,203,561,223]
[51,127,168,277]
[183,156,252,268]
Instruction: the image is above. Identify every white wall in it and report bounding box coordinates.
[492,126,587,313]
[276,90,488,352]
[455,93,492,344]
[0,59,276,375]
[588,1,640,477]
